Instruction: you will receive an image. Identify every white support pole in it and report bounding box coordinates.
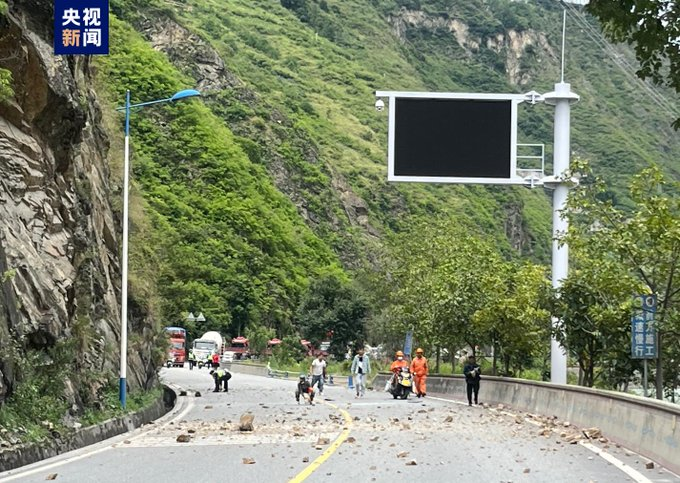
[119,90,131,408]
[114,88,199,409]
[544,82,579,385]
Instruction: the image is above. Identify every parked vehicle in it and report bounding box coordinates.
[165,326,186,368]
[223,336,249,360]
[389,366,413,400]
[192,331,224,367]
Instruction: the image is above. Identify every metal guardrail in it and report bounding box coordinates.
[267,368,290,379]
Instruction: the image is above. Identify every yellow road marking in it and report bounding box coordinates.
[288,400,353,483]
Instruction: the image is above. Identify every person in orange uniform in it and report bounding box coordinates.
[389,350,409,390]
[390,351,409,373]
[410,348,429,398]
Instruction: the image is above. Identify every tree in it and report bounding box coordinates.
[296,274,367,359]
[272,334,307,365]
[586,1,680,128]
[565,161,680,397]
[474,262,552,377]
[552,252,641,387]
[244,324,275,357]
[375,218,509,370]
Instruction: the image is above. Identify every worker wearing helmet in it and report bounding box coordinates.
[390,351,409,373]
[387,350,407,390]
[295,374,314,404]
[410,348,429,398]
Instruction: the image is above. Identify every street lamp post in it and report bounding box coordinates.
[117,88,200,408]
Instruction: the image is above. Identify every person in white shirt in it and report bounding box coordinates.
[350,347,371,398]
[310,353,327,394]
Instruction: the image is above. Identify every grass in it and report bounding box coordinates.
[0,383,163,444]
[80,386,163,427]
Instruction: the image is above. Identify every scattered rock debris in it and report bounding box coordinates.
[239,413,255,432]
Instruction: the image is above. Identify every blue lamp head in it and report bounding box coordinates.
[171,89,201,101]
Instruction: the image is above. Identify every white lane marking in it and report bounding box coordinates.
[425,394,669,483]
[0,395,194,482]
[119,395,195,445]
[343,400,422,407]
[424,395,471,406]
[125,432,334,448]
[580,442,653,483]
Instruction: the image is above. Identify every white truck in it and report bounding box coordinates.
[192,331,224,368]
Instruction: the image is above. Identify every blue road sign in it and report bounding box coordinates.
[631,295,657,359]
[403,330,413,357]
[54,0,109,55]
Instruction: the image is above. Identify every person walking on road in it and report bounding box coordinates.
[211,352,220,369]
[464,354,481,406]
[188,349,196,370]
[350,347,371,398]
[410,348,429,398]
[310,353,327,395]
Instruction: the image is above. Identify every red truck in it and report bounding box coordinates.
[165,326,187,368]
[223,336,249,360]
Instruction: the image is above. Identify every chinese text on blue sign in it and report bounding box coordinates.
[54,0,109,55]
[631,295,657,359]
[403,330,413,357]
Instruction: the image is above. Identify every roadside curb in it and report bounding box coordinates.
[0,385,177,473]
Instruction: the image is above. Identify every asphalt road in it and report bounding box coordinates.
[2,367,679,483]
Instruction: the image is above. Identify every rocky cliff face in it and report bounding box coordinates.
[388,8,556,86]
[0,0,155,409]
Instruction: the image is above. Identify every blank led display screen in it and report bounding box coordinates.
[394,98,512,178]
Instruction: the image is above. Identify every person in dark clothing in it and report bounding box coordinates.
[295,374,315,405]
[210,369,231,392]
[463,355,481,406]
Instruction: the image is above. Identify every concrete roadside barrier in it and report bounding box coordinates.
[373,372,680,475]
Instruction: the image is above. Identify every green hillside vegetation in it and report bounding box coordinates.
[101,0,678,345]
[97,17,343,339]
